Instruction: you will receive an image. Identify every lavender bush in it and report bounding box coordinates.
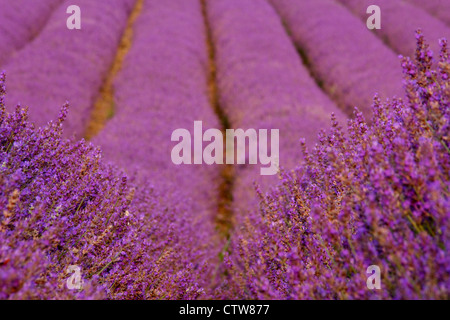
[0,0,63,67]
[338,0,450,58]
[3,0,135,139]
[0,73,210,299]
[224,34,449,300]
[269,0,404,117]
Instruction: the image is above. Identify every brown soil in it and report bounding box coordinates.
[85,0,144,140]
[200,0,235,238]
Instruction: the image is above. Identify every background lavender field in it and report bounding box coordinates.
[0,0,448,300]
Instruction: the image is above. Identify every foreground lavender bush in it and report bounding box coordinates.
[225,34,449,300]
[0,73,207,299]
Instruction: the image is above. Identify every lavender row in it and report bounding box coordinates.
[269,0,403,117]
[0,0,63,67]
[205,0,347,215]
[3,0,135,139]
[93,0,223,292]
[337,0,450,58]
[405,0,450,26]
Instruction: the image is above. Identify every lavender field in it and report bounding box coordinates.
[0,0,449,300]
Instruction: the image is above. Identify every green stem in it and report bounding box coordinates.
[89,251,121,279]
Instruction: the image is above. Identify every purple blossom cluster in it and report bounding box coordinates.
[93,0,223,292]
[205,0,346,213]
[337,0,450,58]
[405,0,450,26]
[269,0,404,117]
[0,72,211,299]
[0,0,63,67]
[3,0,135,139]
[224,34,450,299]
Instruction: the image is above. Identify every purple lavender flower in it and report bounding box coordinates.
[0,72,210,300]
[225,33,450,300]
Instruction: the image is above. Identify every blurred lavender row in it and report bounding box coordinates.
[337,0,450,58]
[0,0,63,67]
[3,0,135,138]
[269,0,403,117]
[405,0,450,26]
[93,0,223,290]
[206,0,347,215]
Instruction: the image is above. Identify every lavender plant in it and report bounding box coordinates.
[225,33,449,300]
[0,72,208,299]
